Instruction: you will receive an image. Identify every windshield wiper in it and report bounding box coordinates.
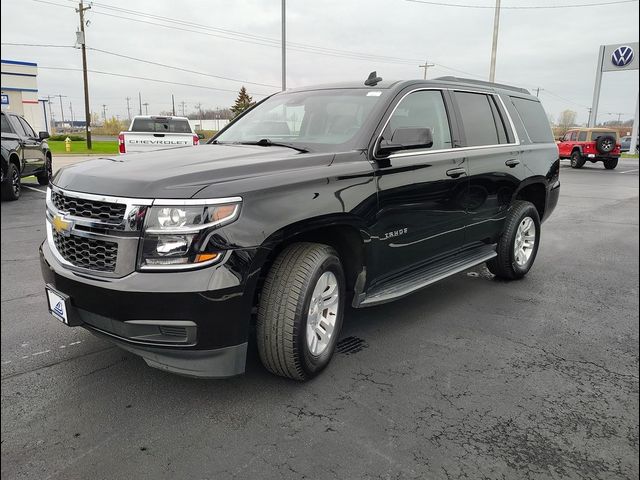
[237,138,309,153]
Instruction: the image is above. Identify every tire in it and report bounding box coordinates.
[570,151,585,169]
[595,135,616,154]
[487,200,541,280]
[1,163,21,201]
[37,155,52,186]
[257,243,345,381]
[603,158,618,170]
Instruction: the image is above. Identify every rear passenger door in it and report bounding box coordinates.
[450,90,524,249]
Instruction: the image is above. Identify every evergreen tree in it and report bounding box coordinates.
[230,86,255,118]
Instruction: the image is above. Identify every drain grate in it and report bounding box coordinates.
[336,336,368,355]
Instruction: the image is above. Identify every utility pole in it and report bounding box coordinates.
[56,94,67,130]
[101,104,107,121]
[125,97,132,122]
[69,102,75,127]
[171,94,176,116]
[489,0,501,82]
[535,87,540,97]
[76,0,92,149]
[281,0,286,91]
[195,102,203,128]
[138,92,142,115]
[418,59,435,80]
[180,101,187,117]
[44,95,56,132]
[142,102,149,115]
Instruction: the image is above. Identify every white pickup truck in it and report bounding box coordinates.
[118,116,203,154]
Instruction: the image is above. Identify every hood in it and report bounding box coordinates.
[52,144,334,199]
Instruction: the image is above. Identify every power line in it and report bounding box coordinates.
[406,0,638,9]
[37,66,273,96]
[88,48,280,88]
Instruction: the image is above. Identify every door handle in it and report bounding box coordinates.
[505,159,520,168]
[446,167,466,178]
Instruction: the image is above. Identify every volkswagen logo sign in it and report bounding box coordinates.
[611,45,634,67]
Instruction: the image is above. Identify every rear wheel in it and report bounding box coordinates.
[570,151,585,169]
[603,158,618,170]
[487,201,541,280]
[257,243,345,381]
[1,163,21,201]
[36,155,52,186]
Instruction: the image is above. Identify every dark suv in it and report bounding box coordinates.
[1,111,52,200]
[40,75,560,380]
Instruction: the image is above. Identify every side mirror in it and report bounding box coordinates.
[38,131,50,140]
[198,133,205,140]
[378,127,434,155]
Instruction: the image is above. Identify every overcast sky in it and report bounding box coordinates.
[1,0,638,125]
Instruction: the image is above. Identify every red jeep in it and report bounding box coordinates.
[558,128,621,170]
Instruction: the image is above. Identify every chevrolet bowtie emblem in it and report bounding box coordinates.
[52,214,73,236]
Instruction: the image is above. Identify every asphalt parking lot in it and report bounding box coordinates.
[1,158,638,480]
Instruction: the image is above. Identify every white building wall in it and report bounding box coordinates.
[1,59,47,133]
[189,119,230,131]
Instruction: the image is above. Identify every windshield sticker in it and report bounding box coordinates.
[367,91,382,97]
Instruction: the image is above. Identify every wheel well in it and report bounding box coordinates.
[571,147,581,155]
[10,153,20,169]
[254,225,365,307]
[516,183,546,220]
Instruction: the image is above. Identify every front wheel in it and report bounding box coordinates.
[603,158,618,170]
[570,151,585,169]
[36,155,52,186]
[487,201,541,280]
[257,243,345,381]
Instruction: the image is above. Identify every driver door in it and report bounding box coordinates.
[370,89,468,282]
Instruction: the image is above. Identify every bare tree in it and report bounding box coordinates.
[558,110,577,132]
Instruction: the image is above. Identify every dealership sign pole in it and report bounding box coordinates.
[589,42,639,152]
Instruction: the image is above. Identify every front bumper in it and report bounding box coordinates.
[40,241,259,378]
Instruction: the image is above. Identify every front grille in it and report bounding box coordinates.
[51,190,126,225]
[53,232,118,272]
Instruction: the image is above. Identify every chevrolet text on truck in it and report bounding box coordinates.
[41,74,560,380]
[118,115,203,154]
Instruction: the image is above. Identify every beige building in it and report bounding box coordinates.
[1,59,49,133]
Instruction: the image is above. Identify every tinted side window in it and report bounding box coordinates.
[510,97,554,144]
[578,131,588,141]
[454,92,500,147]
[384,90,452,150]
[568,131,578,141]
[1,114,14,134]
[9,116,29,137]
[18,117,36,138]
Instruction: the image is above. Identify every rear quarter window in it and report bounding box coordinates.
[509,97,554,144]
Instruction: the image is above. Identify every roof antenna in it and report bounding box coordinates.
[364,71,382,87]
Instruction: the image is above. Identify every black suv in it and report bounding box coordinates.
[1,111,52,200]
[40,75,560,380]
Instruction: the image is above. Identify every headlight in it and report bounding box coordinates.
[139,200,241,270]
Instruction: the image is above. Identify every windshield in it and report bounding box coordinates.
[131,118,192,133]
[214,89,387,151]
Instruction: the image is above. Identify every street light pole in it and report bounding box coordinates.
[282,0,286,91]
[489,0,501,82]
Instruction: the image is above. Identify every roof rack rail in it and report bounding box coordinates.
[435,76,530,95]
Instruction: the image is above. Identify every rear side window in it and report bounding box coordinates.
[510,97,554,144]
[454,92,508,147]
[1,114,13,133]
[131,118,192,133]
[578,131,588,141]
